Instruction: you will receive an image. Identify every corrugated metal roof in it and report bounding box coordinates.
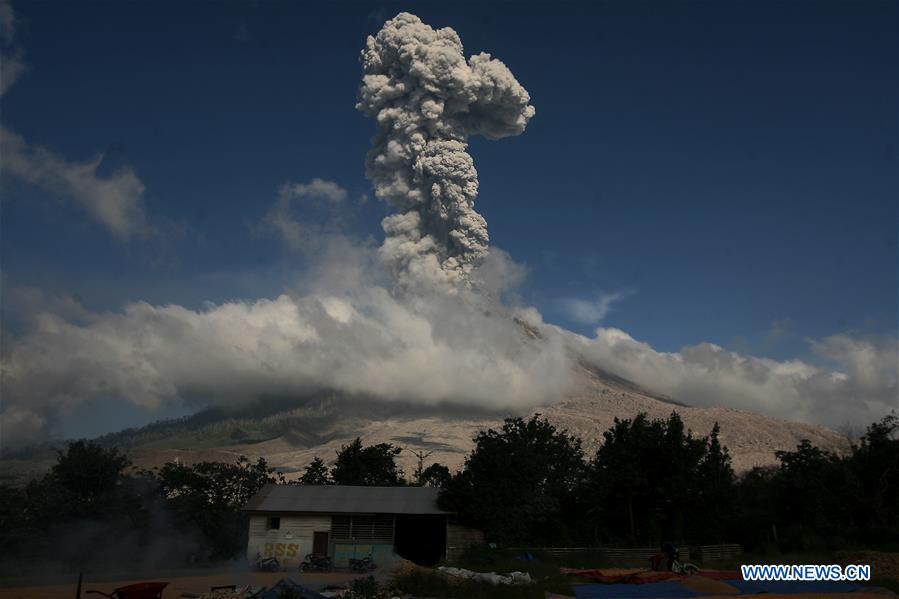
[243,485,451,515]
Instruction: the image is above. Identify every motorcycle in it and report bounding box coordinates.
[300,553,332,572]
[648,543,699,575]
[255,552,280,572]
[672,559,700,575]
[348,555,377,572]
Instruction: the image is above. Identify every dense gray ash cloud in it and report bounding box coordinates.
[357,12,535,291]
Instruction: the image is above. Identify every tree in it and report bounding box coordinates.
[733,465,779,550]
[850,412,899,542]
[586,412,718,544]
[731,414,898,553]
[331,438,404,486]
[587,413,659,544]
[23,440,139,526]
[441,416,585,545]
[694,423,736,542]
[419,463,452,488]
[151,455,284,558]
[300,457,332,485]
[0,441,153,571]
[772,439,843,548]
[51,440,131,507]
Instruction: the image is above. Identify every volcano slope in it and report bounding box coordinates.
[107,360,848,479]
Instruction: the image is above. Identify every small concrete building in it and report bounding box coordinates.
[243,485,483,568]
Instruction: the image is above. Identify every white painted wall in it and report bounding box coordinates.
[247,514,331,569]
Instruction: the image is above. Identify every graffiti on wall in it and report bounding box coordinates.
[253,540,310,567]
[262,542,300,558]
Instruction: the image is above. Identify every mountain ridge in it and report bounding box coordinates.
[0,360,850,484]
[105,363,852,477]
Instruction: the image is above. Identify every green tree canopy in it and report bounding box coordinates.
[299,456,332,485]
[331,438,404,486]
[440,415,585,544]
[419,463,452,488]
[586,412,730,544]
[150,455,284,558]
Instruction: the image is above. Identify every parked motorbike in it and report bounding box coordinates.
[648,543,699,575]
[348,555,377,572]
[300,553,332,572]
[255,552,280,572]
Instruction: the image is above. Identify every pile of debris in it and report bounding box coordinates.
[193,586,263,599]
[437,566,533,585]
[185,579,325,599]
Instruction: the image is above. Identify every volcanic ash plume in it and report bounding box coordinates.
[357,12,535,291]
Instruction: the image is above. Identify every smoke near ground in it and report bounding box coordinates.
[0,12,896,448]
[357,12,535,292]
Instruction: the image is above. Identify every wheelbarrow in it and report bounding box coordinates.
[85,581,169,599]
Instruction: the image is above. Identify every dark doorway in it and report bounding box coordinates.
[313,531,329,555]
[394,515,446,566]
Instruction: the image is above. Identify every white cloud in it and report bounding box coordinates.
[0,0,26,96]
[5,232,894,447]
[0,242,573,446]
[258,179,349,251]
[284,178,347,203]
[0,49,25,95]
[562,325,897,429]
[0,4,150,241]
[559,290,630,325]
[0,127,150,240]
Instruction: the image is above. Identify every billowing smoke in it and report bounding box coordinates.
[0,243,573,446]
[357,12,535,291]
[1,12,895,449]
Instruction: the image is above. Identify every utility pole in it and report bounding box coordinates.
[411,449,434,485]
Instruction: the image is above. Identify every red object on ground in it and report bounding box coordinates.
[85,581,169,599]
[560,568,678,583]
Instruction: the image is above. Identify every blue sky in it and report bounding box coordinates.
[1,1,896,439]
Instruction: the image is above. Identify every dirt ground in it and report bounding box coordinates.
[0,570,363,599]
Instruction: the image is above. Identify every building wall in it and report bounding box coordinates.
[330,514,395,568]
[247,514,331,569]
[446,523,485,561]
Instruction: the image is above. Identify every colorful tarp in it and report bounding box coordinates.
[574,582,701,598]
[562,568,740,584]
[572,576,868,597]
[726,579,864,594]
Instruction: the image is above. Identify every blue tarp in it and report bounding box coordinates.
[727,579,864,594]
[575,578,866,597]
[574,582,701,598]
